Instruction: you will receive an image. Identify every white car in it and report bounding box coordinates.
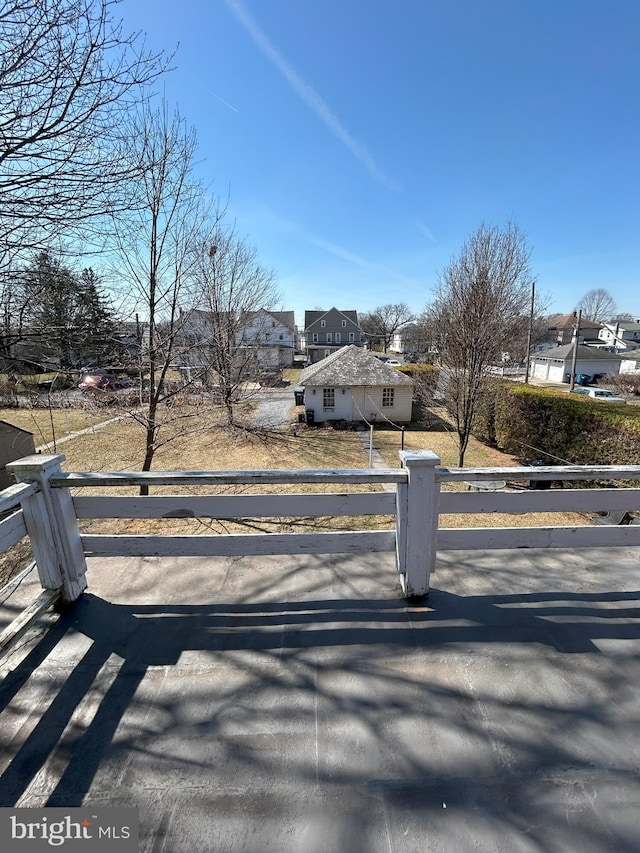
[386,359,402,366]
[570,388,626,403]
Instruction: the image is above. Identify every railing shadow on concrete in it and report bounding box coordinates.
[2,452,640,610]
[1,581,640,814]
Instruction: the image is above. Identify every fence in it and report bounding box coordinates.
[3,453,640,608]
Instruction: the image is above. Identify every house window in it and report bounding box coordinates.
[335,332,341,343]
[312,333,318,343]
[382,387,394,407]
[323,388,335,410]
[348,332,355,342]
[279,334,283,340]
[326,332,332,343]
[342,320,346,327]
[321,320,326,327]
[324,349,330,358]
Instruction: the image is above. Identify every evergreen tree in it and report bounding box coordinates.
[76,268,119,366]
[21,252,119,368]
[23,251,80,368]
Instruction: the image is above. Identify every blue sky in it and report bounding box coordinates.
[121,0,639,327]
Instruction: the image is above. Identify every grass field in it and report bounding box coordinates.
[0,406,97,449]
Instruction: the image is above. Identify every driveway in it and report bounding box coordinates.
[250,388,297,429]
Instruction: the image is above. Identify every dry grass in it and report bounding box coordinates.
[372,410,591,529]
[0,406,96,448]
[54,406,390,537]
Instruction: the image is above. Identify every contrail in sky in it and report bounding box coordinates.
[205,88,240,113]
[224,0,399,192]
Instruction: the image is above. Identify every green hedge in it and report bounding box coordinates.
[474,380,640,465]
[395,364,439,378]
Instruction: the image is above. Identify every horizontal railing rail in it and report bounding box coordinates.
[53,468,402,563]
[440,464,640,483]
[4,453,640,603]
[72,492,397,519]
[50,468,408,487]
[435,463,640,553]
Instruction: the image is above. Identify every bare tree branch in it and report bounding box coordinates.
[359,303,415,352]
[574,288,617,323]
[109,101,216,492]
[428,220,534,466]
[183,227,281,425]
[0,0,170,265]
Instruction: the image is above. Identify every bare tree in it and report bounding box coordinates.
[360,303,415,352]
[187,227,280,426]
[0,0,168,266]
[428,221,534,466]
[574,288,617,323]
[111,102,214,491]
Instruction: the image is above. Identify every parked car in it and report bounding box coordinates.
[386,359,402,366]
[570,388,626,403]
[78,373,119,391]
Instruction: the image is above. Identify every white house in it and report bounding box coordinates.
[179,308,296,375]
[598,320,640,352]
[299,345,413,424]
[529,342,622,383]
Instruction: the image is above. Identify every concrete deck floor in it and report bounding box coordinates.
[1,546,640,852]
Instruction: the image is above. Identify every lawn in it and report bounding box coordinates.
[0,406,98,449]
[43,403,390,538]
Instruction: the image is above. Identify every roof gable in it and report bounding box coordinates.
[299,345,413,387]
[304,308,359,330]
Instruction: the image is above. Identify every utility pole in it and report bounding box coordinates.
[524,280,536,384]
[569,309,581,390]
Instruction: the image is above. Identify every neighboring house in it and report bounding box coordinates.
[0,421,35,490]
[235,310,296,367]
[529,342,622,383]
[179,309,296,377]
[299,345,413,424]
[547,314,602,346]
[304,308,365,364]
[597,320,640,352]
[389,323,425,355]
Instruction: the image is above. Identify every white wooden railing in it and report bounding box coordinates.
[3,453,640,605]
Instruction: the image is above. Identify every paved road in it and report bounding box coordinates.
[250,389,298,429]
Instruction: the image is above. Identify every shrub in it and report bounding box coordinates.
[474,379,640,465]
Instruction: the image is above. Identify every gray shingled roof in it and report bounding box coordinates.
[533,343,621,361]
[304,308,359,330]
[299,345,413,387]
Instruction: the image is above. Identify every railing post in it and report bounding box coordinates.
[397,450,441,599]
[7,454,87,603]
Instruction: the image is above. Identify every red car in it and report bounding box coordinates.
[78,373,118,391]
